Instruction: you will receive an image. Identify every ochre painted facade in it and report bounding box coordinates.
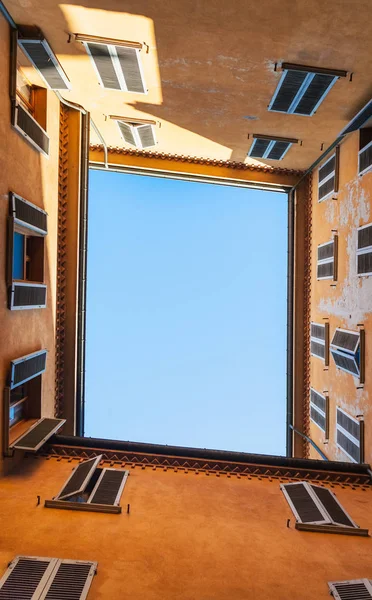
[0,451,371,599]
[309,130,372,462]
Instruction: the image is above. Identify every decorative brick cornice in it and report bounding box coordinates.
[55,105,69,418]
[89,144,304,176]
[38,443,371,488]
[302,174,312,457]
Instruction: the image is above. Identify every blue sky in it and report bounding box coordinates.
[85,170,288,455]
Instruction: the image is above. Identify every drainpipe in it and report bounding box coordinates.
[289,425,328,461]
[0,0,16,29]
[286,189,294,457]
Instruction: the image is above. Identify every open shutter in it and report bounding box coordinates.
[280,482,328,524]
[116,46,145,93]
[10,417,65,451]
[10,350,47,389]
[84,42,146,93]
[12,104,50,157]
[39,560,97,600]
[329,579,372,599]
[357,224,372,276]
[118,121,136,145]
[331,329,360,353]
[311,485,356,527]
[136,124,156,148]
[18,38,70,90]
[0,556,57,599]
[11,193,48,235]
[56,455,102,500]
[88,469,128,506]
[10,282,47,310]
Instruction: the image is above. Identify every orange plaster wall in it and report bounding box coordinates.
[0,456,371,599]
[0,15,60,472]
[309,131,372,462]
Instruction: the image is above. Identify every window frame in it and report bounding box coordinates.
[357,222,372,276]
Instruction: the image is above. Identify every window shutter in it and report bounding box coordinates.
[39,560,97,600]
[10,417,65,451]
[88,469,128,506]
[311,485,355,527]
[11,193,48,235]
[136,124,156,149]
[331,349,360,376]
[0,556,57,599]
[10,350,47,389]
[294,73,335,115]
[331,329,360,353]
[118,121,136,145]
[249,137,295,160]
[328,579,372,599]
[357,224,372,276]
[336,408,362,463]
[266,140,291,160]
[280,482,327,524]
[56,455,103,500]
[85,42,146,93]
[18,38,70,90]
[10,283,47,310]
[116,46,145,93]
[12,104,50,157]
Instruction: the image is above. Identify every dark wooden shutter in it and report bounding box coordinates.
[12,193,48,234]
[13,104,50,156]
[281,483,325,523]
[10,283,47,309]
[11,417,65,451]
[88,469,128,506]
[116,46,145,93]
[10,350,47,388]
[0,556,56,599]
[86,43,121,90]
[137,124,156,148]
[311,486,355,528]
[57,455,102,500]
[329,579,372,599]
[18,39,70,90]
[42,560,96,600]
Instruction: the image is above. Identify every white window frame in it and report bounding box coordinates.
[317,239,335,280]
[281,481,358,528]
[318,152,336,202]
[336,407,361,463]
[328,579,372,599]
[358,139,372,176]
[310,388,327,436]
[117,121,156,149]
[357,222,372,276]
[83,42,147,94]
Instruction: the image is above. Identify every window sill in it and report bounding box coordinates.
[44,499,121,514]
[295,523,369,536]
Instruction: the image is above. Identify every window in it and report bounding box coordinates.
[357,223,372,276]
[0,556,96,599]
[358,127,372,175]
[268,63,347,116]
[318,149,339,201]
[336,408,364,463]
[328,580,372,599]
[317,236,338,280]
[330,328,365,382]
[248,135,298,160]
[310,322,329,364]
[77,34,146,93]
[281,482,367,535]
[16,67,35,116]
[3,350,65,455]
[116,119,156,149]
[45,455,129,514]
[310,388,329,437]
[7,192,47,310]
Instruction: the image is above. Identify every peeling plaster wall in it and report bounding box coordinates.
[309,131,372,463]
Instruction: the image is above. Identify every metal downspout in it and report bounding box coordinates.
[0,0,16,29]
[289,425,328,461]
[286,189,294,457]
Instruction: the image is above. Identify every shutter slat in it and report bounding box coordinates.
[11,417,65,451]
[88,469,128,506]
[311,485,355,527]
[281,483,325,523]
[11,350,47,388]
[11,283,47,309]
[57,456,102,500]
[116,46,145,93]
[0,557,56,600]
[13,105,50,156]
[18,40,69,90]
[41,561,96,600]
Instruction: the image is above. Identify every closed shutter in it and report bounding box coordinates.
[357,224,372,276]
[10,417,65,451]
[18,38,70,90]
[281,482,327,524]
[311,323,325,340]
[310,388,328,435]
[10,283,47,310]
[12,193,48,235]
[311,340,325,358]
[329,579,372,599]
[12,104,50,157]
[359,139,372,175]
[336,408,362,463]
[249,137,294,160]
[10,350,47,389]
[318,151,339,201]
[88,469,128,506]
[40,560,96,600]
[56,455,102,500]
[0,556,57,599]
[317,239,335,279]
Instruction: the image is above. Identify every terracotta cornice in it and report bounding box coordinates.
[89,144,304,176]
